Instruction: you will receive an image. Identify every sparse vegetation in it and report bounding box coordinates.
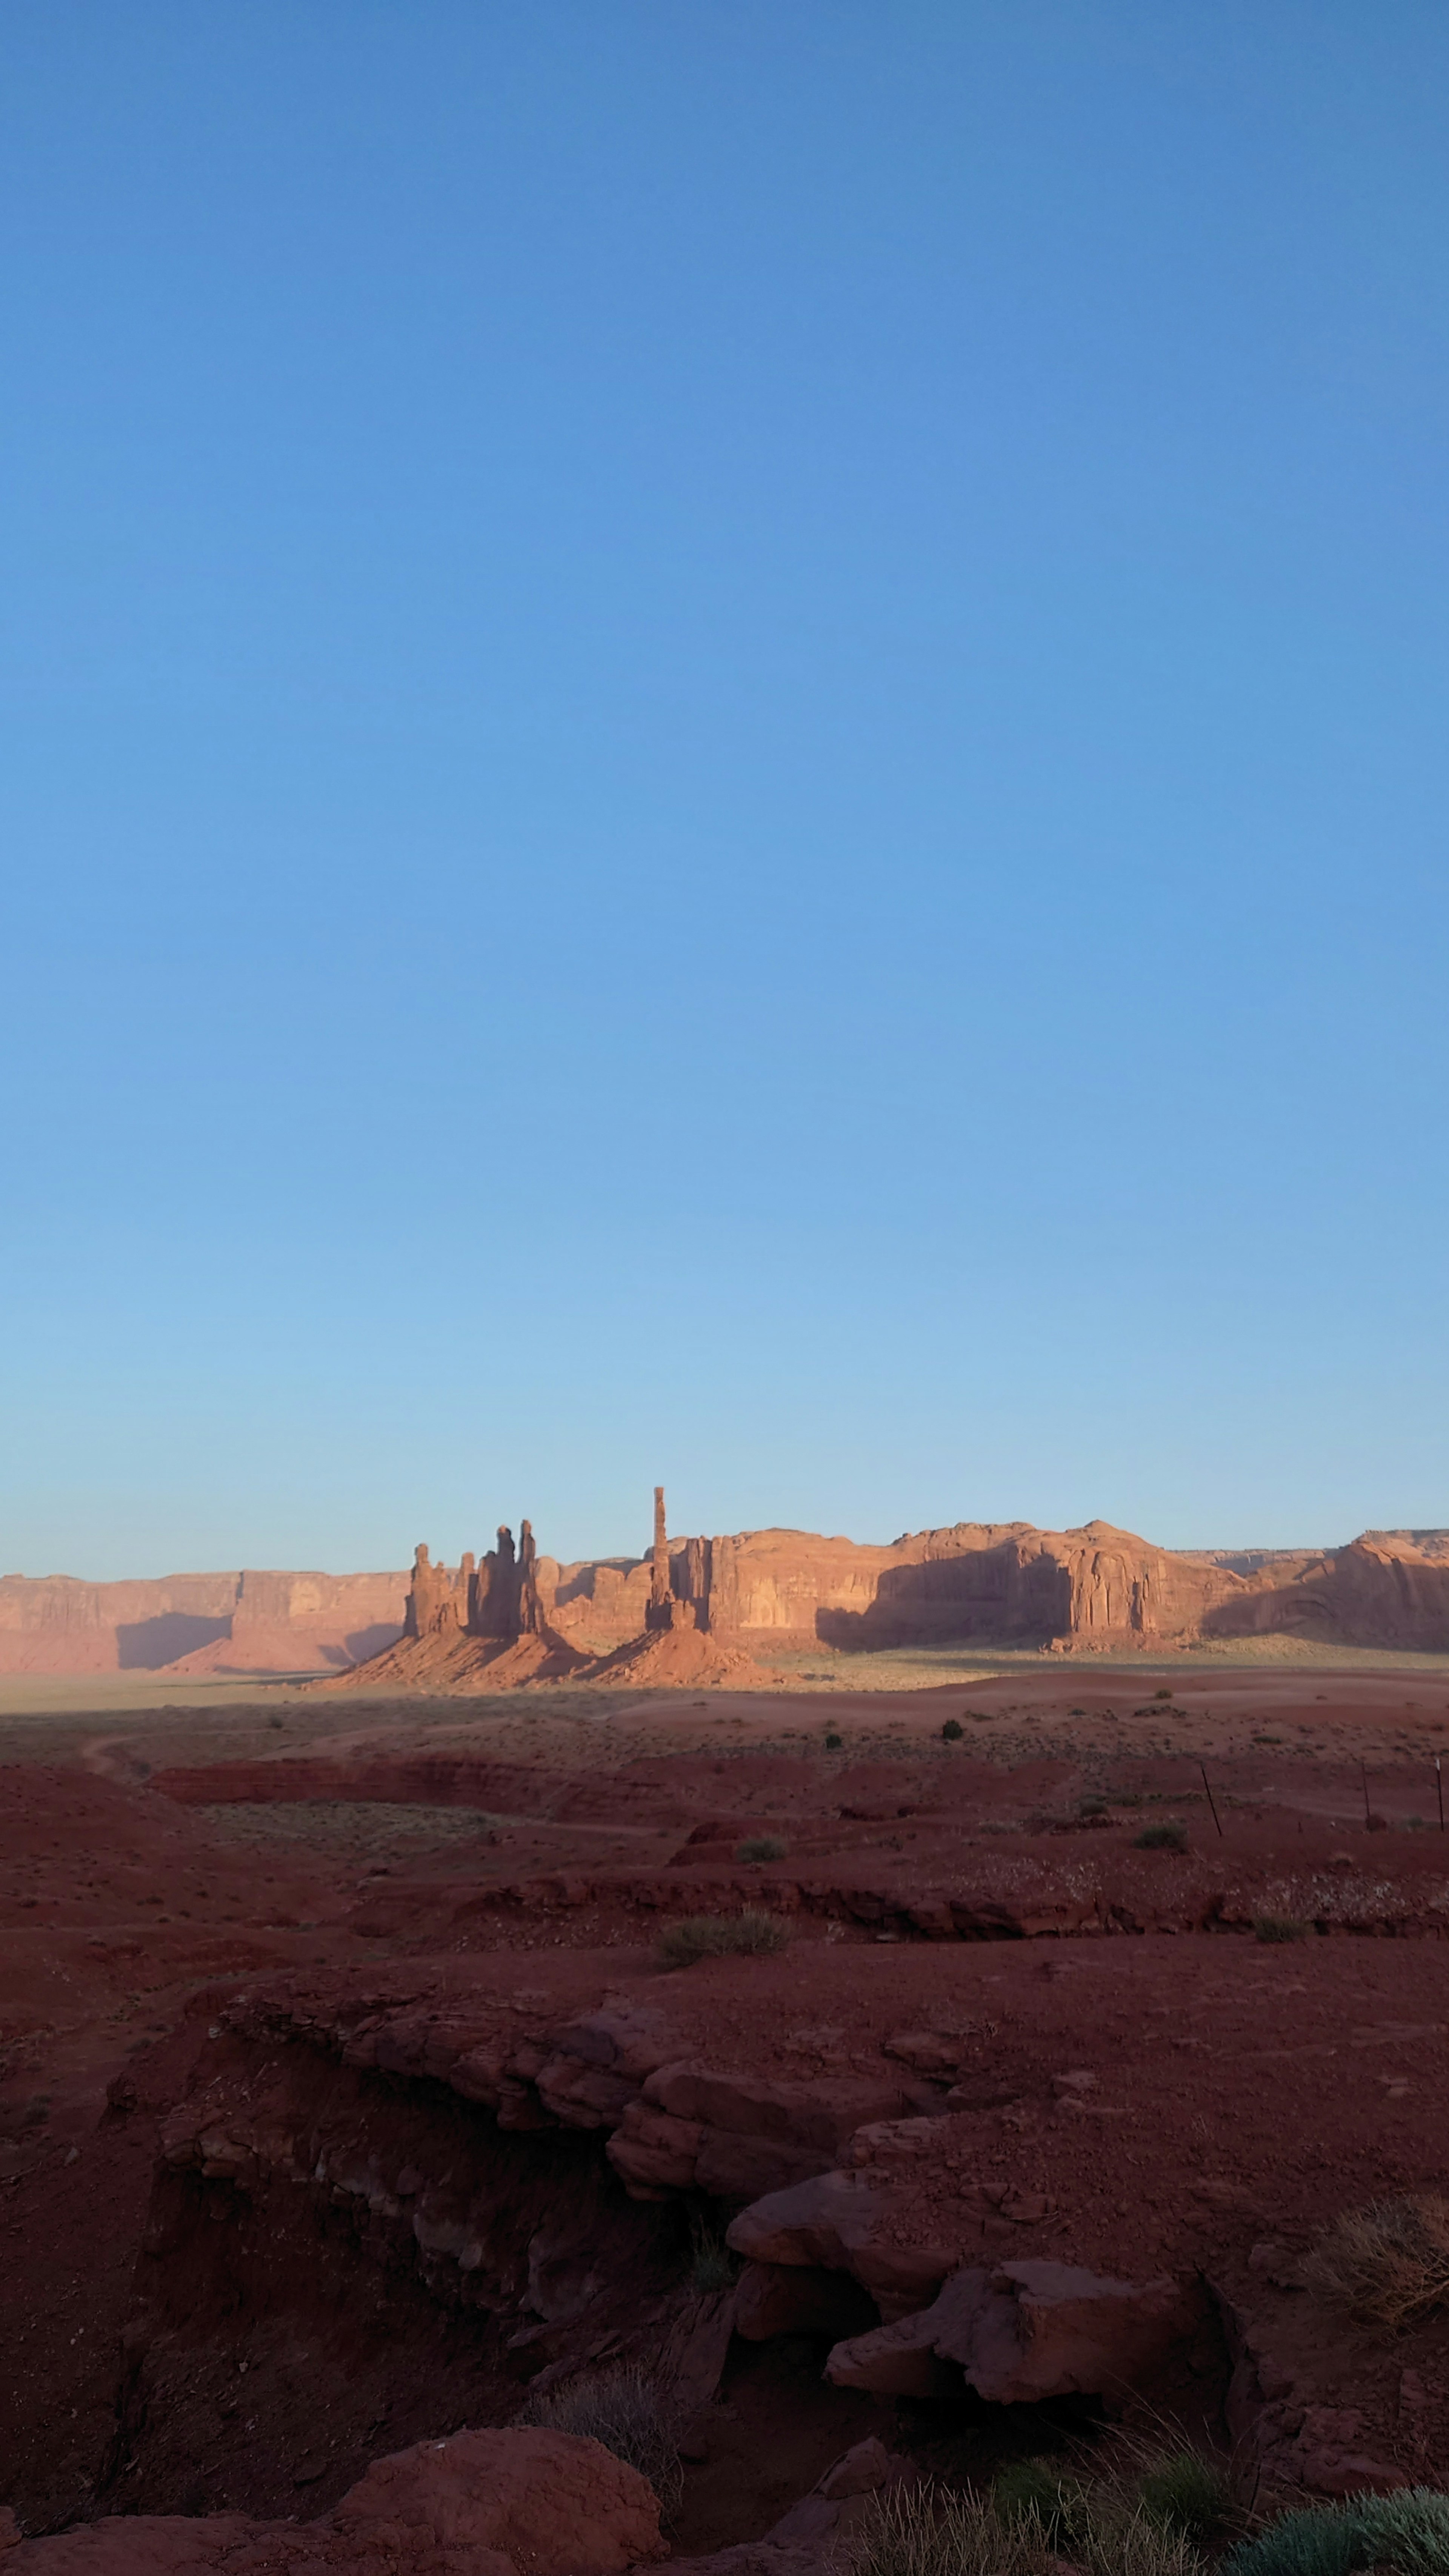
[1253,1914,1310,1943]
[1079,1793,1109,1817]
[941,1716,965,1741]
[1153,1686,1174,1700]
[993,2459,1091,2546]
[851,2486,1058,2576]
[520,2363,683,2515]
[1135,2447,1235,2545]
[657,1910,789,1968]
[851,2480,1205,2576]
[1135,1820,1189,1852]
[735,1834,788,1862]
[824,1730,844,1750]
[1223,2487,1449,2576]
[686,2204,740,2293]
[1303,2195,1449,2330]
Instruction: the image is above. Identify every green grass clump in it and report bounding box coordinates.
[993,2459,1091,2547]
[1135,1820,1189,1851]
[941,1716,965,1741]
[1135,2448,1234,2544]
[657,1909,789,1967]
[520,2363,683,2515]
[735,1834,788,1862]
[1223,2488,1449,2576]
[1254,1913,1310,1943]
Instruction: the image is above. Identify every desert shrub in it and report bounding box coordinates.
[1223,2488,1449,2576]
[1303,2195,1449,2330]
[657,1910,789,1968]
[824,1730,843,1750]
[993,2459,1091,2547]
[941,1717,965,1741]
[1135,2447,1234,2543]
[1079,1793,1110,1818]
[520,2362,683,2515]
[1254,1914,1310,1944]
[1154,1686,1174,1700]
[1135,1821,1189,1852]
[735,1834,788,1862]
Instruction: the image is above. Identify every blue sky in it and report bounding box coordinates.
[3,2,1447,1577]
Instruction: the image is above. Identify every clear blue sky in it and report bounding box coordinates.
[3,2,1447,1578]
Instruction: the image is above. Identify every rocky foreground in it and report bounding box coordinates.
[4,1671,1449,2559]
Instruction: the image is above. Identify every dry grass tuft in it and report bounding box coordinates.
[850,2480,1205,2576]
[1303,2194,1449,2330]
[657,1909,789,1967]
[519,2363,683,2514]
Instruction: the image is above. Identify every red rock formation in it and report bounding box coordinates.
[5,2427,665,2573]
[0,1568,406,1675]
[646,1486,674,1632]
[13,1510,1449,1678]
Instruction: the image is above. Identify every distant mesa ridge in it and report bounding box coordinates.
[7,1503,1449,1677]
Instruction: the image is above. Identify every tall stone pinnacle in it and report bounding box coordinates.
[646,1484,674,1630]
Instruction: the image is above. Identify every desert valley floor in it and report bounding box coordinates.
[6,1657,1449,2567]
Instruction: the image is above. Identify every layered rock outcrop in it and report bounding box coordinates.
[13,1510,1449,1676]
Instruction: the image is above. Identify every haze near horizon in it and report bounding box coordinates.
[3,2,1447,1580]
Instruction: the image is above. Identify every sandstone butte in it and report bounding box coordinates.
[7,1493,1449,1678]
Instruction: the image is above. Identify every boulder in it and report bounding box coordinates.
[726,2171,960,2318]
[6,2426,666,2574]
[827,2261,1206,2408]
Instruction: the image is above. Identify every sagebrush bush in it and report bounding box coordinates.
[1223,2487,1449,2576]
[824,1730,843,1750]
[735,1834,788,1862]
[1135,1821,1189,1852]
[1254,1914,1310,1943]
[520,2363,683,2514]
[941,1717,965,1741]
[1303,2195,1449,2329]
[657,1909,789,1967]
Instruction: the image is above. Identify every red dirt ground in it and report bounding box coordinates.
[5,1664,1449,2550]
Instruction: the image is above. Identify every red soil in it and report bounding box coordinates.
[5,1667,1449,2550]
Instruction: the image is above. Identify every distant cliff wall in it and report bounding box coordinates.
[12,1517,1449,1676]
[0,1569,408,1674]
